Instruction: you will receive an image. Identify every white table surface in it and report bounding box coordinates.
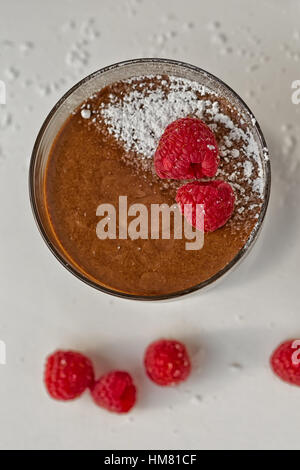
[0,0,300,450]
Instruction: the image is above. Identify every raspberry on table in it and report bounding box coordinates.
[144,339,191,386]
[44,350,95,401]
[270,340,300,386]
[176,180,235,232]
[154,117,219,180]
[91,371,137,413]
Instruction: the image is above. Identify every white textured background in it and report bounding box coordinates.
[0,0,300,450]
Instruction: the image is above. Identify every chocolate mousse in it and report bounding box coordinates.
[44,74,266,296]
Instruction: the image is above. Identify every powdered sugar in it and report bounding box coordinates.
[99,76,214,160]
[96,75,265,200]
[244,160,254,179]
[81,108,91,119]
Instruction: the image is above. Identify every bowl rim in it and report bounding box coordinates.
[29,57,271,301]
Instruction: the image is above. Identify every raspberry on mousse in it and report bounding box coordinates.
[176,180,235,233]
[154,117,219,180]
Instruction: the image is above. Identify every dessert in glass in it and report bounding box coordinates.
[29,59,271,300]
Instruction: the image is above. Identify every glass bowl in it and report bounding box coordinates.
[29,58,271,301]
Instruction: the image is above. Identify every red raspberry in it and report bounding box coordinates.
[270,340,300,386]
[154,117,219,179]
[91,371,137,413]
[144,339,191,386]
[44,350,94,401]
[176,180,235,232]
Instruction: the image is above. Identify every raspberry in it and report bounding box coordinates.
[144,339,191,386]
[91,371,137,413]
[44,350,94,401]
[176,180,235,232]
[270,340,300,386]
[154,117,219,179]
